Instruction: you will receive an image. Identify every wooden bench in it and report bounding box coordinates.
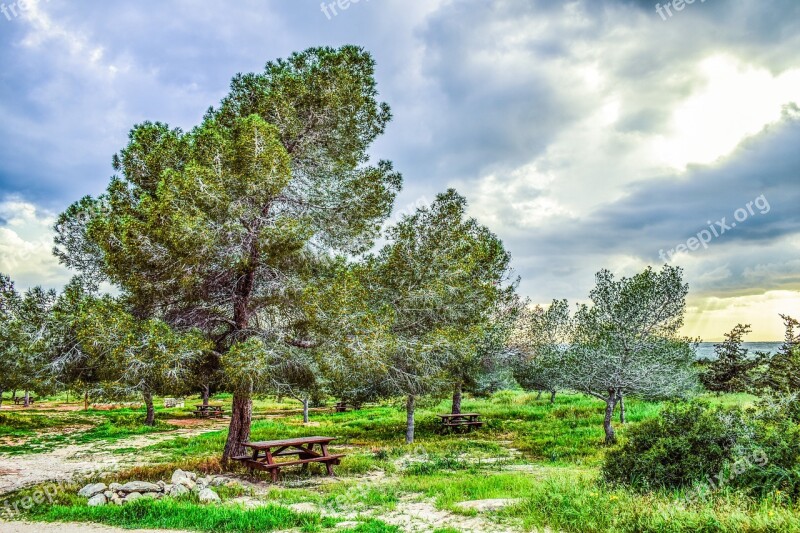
[193,405,223,418]
[233,436,345,482]
[437,413,483,431]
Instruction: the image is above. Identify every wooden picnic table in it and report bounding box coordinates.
[193,404,224,418]
[333,401,349,413]
[437,412,483,431]
[233,436,345,482]
[13,397,35,405]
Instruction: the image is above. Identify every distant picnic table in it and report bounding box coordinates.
[333,401,349,412]
[193,404,224,418]
[233,436,345,482]
[13,397,35,405]
[437,412,483,431]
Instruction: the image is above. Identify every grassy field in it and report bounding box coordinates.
[2,390,799,532]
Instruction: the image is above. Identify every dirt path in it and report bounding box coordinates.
[0,521,192,533]
[0,422,227,495]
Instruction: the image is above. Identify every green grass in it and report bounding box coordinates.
[4,390,800,532]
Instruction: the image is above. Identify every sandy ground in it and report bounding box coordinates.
[0,421,227,495]
[0,521,192,533]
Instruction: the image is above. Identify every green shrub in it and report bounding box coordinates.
[603,398,800,501]
[602,403,745,491]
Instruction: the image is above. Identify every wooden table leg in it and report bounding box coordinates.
[320,443,335,476]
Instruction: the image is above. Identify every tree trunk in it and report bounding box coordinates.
[603,390,618,445]
[550,390,557,404]
[536,390,542,400]
[223,390,253,462]
[302,397,310,423]
[618,393,625,424]
[405,394,416,444]
[143,390,155,426]
[0,388,4,408]
[451,382,462,414]
[11,389,16,402]
[23,390,29,408]
[84,390,89,411]
[201,384,210,407]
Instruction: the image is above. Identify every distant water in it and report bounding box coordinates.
[694,342,783,360]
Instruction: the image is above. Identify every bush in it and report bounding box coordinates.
[602,398,800,500]
[602,403,744,491]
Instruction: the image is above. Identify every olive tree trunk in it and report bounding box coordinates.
[405,394,416,444]
[23,390,30,408]
[201,384,210,407]
[550,390,557,404]
[603,390,619,445]
[143,390,155,426]
[451,382,462,414]
[617,393,625,424]
[302,397,310,424]
[223,390,253,462]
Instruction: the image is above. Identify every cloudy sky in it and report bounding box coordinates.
[1,0,798,341]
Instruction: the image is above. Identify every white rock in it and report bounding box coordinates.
[169,484,190,497]
[209,477,229,487]
[87,494,107,507]
[197,488,221,504]
[111,496,123,506]
[103,491,114,499]
[453,498,523,512]
[78,483,107,498]
[336,522,361,529]
[171,469,190,485]
[120,481,162,493]
[109,483,123,491]
[124,492,143,503]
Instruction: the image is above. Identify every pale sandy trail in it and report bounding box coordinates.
[0,422,227,496]
[0,521,192,533]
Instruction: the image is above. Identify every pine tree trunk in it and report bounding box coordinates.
[451,382,462,414]
[603,390,618,445]
[302,397,310,423]
[143,390,155,426]
[223,390,252,462]
[618,393,625,424]
[550,390,557,404]
[201,384,210,407]
[405,394,416,444]
[23,390,29,408]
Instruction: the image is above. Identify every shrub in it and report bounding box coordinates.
[602,403,745,491]
[602,398,800,501]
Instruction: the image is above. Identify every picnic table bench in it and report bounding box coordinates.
[13,397,35,405]
[437,412,483,431]
[193,404,224,418]
[333,401,349,413]
[232,436,345,482]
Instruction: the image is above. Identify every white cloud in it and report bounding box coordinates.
[0,198,70,290]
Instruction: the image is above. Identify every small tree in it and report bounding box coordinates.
[760,315,800,393]
[508,299,571,404]
[564,266,697,444]
[76,296,209,425]
[701,324,761,393]
[363,190,514,443]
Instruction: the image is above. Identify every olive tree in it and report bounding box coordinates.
[564,266,698,444]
